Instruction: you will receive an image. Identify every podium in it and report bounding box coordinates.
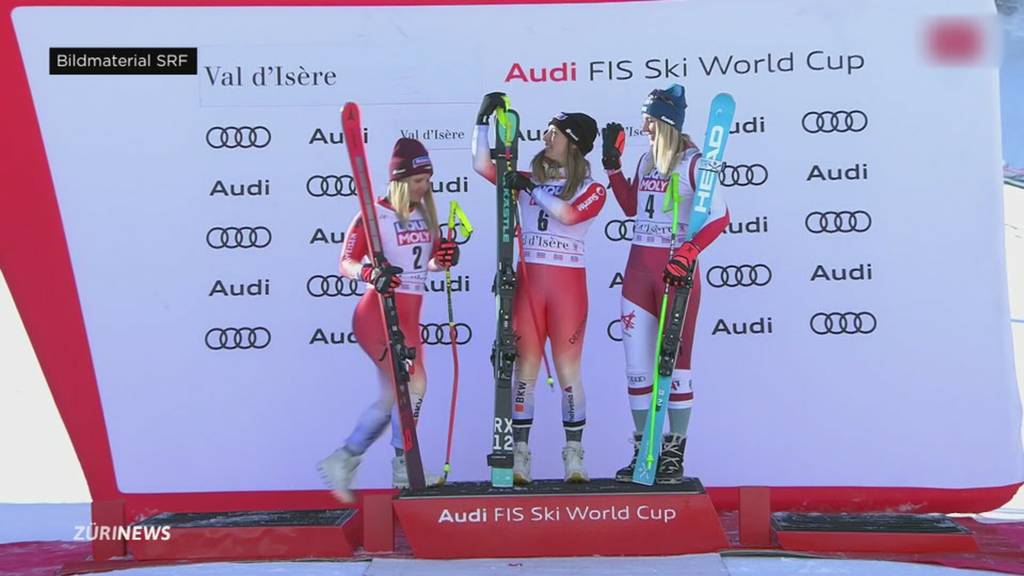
[392,478,728,558]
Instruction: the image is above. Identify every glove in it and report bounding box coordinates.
[476,92,507,125]
[601,122,624,171]
[662,242,700,287]
[503,171,535,193]
[435,240,460,268]
[360,263,403,294]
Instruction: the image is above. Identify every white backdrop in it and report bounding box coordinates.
[12,0,1022,493]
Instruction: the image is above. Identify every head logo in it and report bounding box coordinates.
[420,323,472,345]
[205,327,271,350]
[206,126,272,149]
[307,175,356,197]
[805,211,872,233]
[207,226,272,249]
[810,312,877,335]
[706,264,773,288]
[802,110,868,134]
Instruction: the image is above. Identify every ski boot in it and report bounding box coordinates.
[654,433,686,485]
[318,447,362,503]
[392,455,445,489]
[562,441,590,483]
[513,441,532,485]
[615,433,643,482]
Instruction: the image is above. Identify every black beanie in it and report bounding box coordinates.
[549,112,598,155]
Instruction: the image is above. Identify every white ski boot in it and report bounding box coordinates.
[318,447,362,503]
[562,441,590,483]
[392,455,444,489]
[513,441,532,485]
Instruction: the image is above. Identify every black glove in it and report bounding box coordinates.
[602,122,624,171]
[503,171,535,193]
[435,240,460,268]
[360,263,403,294]
[477,92,507,125]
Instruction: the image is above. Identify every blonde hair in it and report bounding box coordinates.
[387,177,439,238]
[530,142,590,201]
[643,117,696,177]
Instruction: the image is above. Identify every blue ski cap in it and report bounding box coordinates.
[641,84,687,132]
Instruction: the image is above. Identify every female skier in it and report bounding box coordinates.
[473,93,606,484]
[602,84,730,484]
[318,138,459,502]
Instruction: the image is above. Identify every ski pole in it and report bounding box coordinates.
[443,201,473,481]
[644,173,681,472]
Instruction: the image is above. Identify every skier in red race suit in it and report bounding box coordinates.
[318,138,459,502]
[473,93,606,484]
[603,84,730,484]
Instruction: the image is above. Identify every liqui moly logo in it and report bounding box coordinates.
[638,178,669,193]
[694,126,725,214]
[505,62,577,83]
[395,220,431,246]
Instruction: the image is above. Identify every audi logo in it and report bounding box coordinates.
[801,110,868,134]
[810,312,877,335]
[604,219,634,242]
[719,163,768,187]
[706,264,772,288]
[206,226,272,249]
[607,319,623,342]
[438,223,471,245]
[205,126,272,149]
[805,211,872,234]
[307,174,356,198]
[420,323,472,345]
[205,327,272,350]
[307,275,364,297]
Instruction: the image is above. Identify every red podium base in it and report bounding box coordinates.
[128,509,360,561]
[773,512,979,554]
[393,478,728,558]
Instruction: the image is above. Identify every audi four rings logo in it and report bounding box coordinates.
[607,319,623,342]
[205,126,272,149]
[810,312,877,335]
[805,211,872,234]
[307,275,364,297]
[206,226,273,249]
[604,219,634,242]
[706,264,772,288]
[307,175,356,198]
[801,111,868,134]
[719,163,768,187]
[420,323,472,345]
[205,327,272,350]
[438,223,471,245]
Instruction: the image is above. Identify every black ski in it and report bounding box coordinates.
[487,103,519,488]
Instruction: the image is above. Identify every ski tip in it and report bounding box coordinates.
[342,102,360,122]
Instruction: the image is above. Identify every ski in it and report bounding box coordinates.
[341,102,425,491]
[487,101,519,488]
[634,93,736,485]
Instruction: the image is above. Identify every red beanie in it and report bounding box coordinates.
[389,138,433,181]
